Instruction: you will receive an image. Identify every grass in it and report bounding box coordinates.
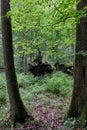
[0,72,73,129]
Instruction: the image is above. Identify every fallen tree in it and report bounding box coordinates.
[28,48,53,77]
[54,61,73,76]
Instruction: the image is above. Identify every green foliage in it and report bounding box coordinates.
[0,74,7,105]
[64,117,87,129]
[17,72,73,98]
[64,118,76,130]
[0,72,73,122]
[8,0,78,66]
[46,72,73,96]
[0,74,8,121]
[17,73,41,87]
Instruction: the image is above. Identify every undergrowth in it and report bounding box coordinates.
[0,72,73,129]
[46,72,73,96]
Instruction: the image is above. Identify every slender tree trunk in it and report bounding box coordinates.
[67,1,87,118]
[24,54,28,72]
[1,0,28,123]
[20,52,24,72]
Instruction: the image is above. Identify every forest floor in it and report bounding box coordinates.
[0,72,77,130]
[14,96,69,130]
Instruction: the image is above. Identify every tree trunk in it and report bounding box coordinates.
[24,54,28,72]
[1,0,28,123]
[67,1,87,118]
[20,52,24,72]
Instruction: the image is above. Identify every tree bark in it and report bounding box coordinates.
[67,1,87,118]
[1,0,28,123]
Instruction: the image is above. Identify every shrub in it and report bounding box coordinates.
[46,72,73,96]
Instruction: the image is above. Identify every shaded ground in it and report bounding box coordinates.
[32,98,67,130]
[16,97,69,130]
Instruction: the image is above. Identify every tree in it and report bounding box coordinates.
[1,0,29,123]
[10,0,76,66]
[67,0,87,118]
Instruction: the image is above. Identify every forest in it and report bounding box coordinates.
[0,0,87,130]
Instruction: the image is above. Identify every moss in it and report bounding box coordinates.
[65,93,79,119]
[80,102,87,125]
[75,102,87,129]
